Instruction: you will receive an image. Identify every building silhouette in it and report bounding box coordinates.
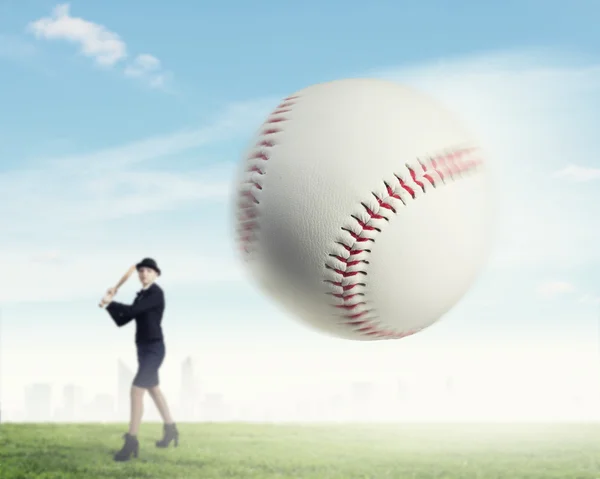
[60,384,84,421]
[117,359,134,420]
[180,356,196,421]
[445,376,455,395]
[397,379,408,401]
[25,383,52,422]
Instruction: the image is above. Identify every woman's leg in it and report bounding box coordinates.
[152,386,179,448]
[128,386,146,435]
[147,341,173,424]
[114,382,144,461]
[148,342,179,447]
[148,386,174,424]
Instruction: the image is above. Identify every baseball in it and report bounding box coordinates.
[234,78,494,341]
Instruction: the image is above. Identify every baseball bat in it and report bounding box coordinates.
[99,264,137,307]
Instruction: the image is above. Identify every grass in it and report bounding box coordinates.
[2,422,600,478]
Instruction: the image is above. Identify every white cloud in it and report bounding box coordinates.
[0,93,279,302]
[27,4,126,66]
[0,248,243,303]
[48,96,277,171]
[125,53,159,74]
[553,164,600,182]
[30,250,62,263]
[0,96,276,235]
[535,281,600,304]
[124,53,169,89]
[536,281,575,298]
[26,4,170,87]
[578,294,600,305]
[0,167,231,230]
[0,89,281,303]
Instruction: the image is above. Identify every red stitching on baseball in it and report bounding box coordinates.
[325,147,483,340]
[236,95,300,255]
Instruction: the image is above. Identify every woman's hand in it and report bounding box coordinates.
[99,290,115,308]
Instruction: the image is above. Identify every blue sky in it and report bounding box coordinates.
[2,1,600,421]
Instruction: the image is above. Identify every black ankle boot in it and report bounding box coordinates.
[114,433,139,461]
[156,423,179,448]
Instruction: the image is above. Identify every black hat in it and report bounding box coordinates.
[136,258,161,276]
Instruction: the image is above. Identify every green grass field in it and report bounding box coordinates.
[2,422,600,478]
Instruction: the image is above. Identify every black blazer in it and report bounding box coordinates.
[106,282,165,344]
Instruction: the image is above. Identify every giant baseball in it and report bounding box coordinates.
[234,78,494,341]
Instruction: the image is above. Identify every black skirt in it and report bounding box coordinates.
[133,340,165,388]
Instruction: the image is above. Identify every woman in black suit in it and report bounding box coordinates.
[100,258,179,461]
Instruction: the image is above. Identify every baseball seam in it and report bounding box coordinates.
[236,95,300,255]
[324,147,483,340]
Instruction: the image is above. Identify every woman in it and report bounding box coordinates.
[100,257,179,461]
